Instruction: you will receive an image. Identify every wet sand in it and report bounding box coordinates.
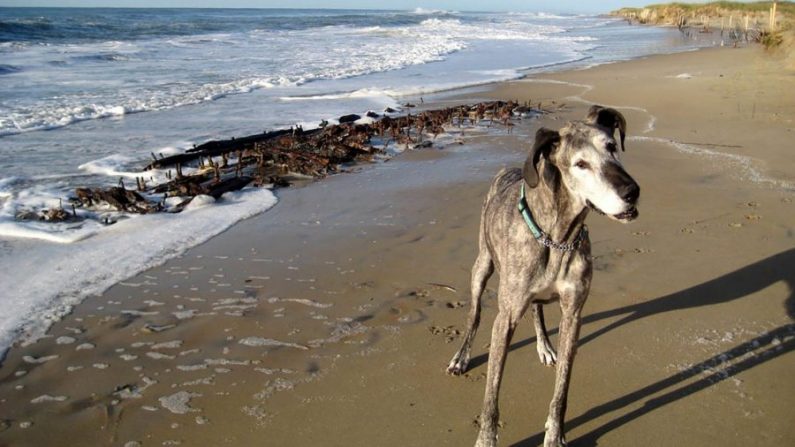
[1,46,794,446]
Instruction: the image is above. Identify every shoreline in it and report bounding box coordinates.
[0,15,722,357]
[1,43,794,446]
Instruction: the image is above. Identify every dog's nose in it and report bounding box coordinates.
[621,181,640,203]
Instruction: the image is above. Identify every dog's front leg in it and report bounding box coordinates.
[475,308,519,447]
[543,297,584,447]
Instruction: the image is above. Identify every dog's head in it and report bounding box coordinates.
[523,105,640,223]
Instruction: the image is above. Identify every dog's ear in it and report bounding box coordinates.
[523,127,560,188]
[586,105,627,151]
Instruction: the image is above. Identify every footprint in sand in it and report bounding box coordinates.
[399,309,426,324]
[465,372,487,382]
[405,289,430,298]
[429,325,461,343]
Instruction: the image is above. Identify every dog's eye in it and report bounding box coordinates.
[574,160,590,170]
[606,142,618,153]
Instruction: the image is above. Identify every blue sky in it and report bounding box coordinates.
[0,1,661,14]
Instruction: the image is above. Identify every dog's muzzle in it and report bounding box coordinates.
[587,200,639,222]
[613,206,639,221]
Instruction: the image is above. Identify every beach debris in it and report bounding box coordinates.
[266,297,333,308]
[427,282,458,293]
[338,113,361,123]
[22,354,59,364]
[19,101,528,223]
[173,309,200,320]
[159,391,202,414]
[254,367,295,375]
[75,186,154,214]
[15,204,79,223]
[121,309,159,316]
[181,376,215,387]
[152,340,183,350]
[238,337,309,350]
[30,394,69,404]
[55,336,77,345]
[142,323,176,333]
[114,377,157,399]
[204,358,250,366]
[177,364,208,371]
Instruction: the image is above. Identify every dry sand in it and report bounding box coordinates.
[0,46,793,446]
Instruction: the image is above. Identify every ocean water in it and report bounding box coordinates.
[0,7,708,354]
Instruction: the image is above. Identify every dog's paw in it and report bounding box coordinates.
[536,340,557,366]
[446,357,469,375]
[474,429,498,447]
[543,434,567,447]
[543,420,567,447]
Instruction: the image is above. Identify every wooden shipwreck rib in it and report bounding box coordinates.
[55,100,542,221]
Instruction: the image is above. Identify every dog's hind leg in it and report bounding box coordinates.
[532,303,557,366]
[447,248,494,375]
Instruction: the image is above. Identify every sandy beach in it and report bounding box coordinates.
[1,42,793,447]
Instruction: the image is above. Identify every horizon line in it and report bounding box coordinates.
[0,5,598,14]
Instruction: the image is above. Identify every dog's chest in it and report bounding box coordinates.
[492,223,590,297]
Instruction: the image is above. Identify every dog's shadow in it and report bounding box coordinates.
[479,247,795,447]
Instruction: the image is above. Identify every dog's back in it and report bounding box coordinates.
[486,167,522,201]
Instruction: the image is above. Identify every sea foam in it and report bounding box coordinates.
[0,187,277,356]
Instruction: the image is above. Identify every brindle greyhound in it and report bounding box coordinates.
[447,106,640,447]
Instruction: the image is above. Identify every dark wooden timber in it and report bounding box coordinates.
[63,101,539,220]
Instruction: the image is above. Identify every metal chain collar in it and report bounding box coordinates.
[537,225,588,252]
